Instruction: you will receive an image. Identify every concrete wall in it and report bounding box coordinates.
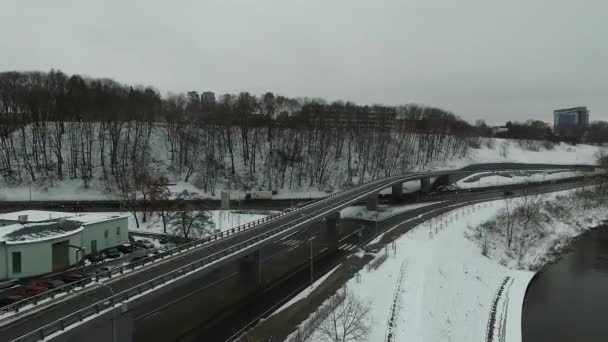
[0,232,83,279]
[81,217,129,255]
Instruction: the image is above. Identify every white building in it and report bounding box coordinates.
[0,211,129,280]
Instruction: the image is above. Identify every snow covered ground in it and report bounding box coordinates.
[340,202,441,221]
[448,169,601,190]
[294,187,608,342]
[296,200,539,342]
[0,138,602,201]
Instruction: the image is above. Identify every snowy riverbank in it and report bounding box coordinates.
[284,199,531,342]
[286,187,608,342]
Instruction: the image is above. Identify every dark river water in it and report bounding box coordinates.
[522,227,608,342]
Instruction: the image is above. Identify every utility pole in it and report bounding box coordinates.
[375,209,379,237]
[309,235,314,289]
[98,283,117,342]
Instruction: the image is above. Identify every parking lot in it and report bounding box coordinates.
[0,236,176,310]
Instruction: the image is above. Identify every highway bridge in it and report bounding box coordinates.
[0,163,599,342]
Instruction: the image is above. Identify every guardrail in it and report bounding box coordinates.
[0,171,396,317]
[5,164,601,341]
[11,174,411,342]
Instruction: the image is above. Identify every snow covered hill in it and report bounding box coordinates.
[0,125,603,202]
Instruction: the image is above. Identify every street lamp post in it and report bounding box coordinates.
[309,234,314,289]
[375,210,379,237]
[98,283,117,342]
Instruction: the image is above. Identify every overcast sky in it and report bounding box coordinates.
[1,0,606,125]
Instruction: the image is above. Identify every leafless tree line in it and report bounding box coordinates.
[0,70,476,196]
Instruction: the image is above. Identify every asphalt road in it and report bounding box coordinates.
[134,178,598,342]
[0,167,599,342]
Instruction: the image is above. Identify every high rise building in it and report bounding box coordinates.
[553,107,589,132]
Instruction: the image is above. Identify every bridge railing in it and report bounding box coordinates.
[11,175,405,342]
[4,165,599,330]
[0,171,392,317]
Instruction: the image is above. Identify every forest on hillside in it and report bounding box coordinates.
[1,70,604,200]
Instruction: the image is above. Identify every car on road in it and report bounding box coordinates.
[117,243,134,254]
[503,190,514,196]
[38,280,65,290]
[103,248,121,259]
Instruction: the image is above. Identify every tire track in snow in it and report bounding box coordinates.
[384,261,406,342]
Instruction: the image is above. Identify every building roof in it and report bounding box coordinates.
[0,220,84,244]
[68,213,130,225]
[554,106,588,113]
[0,210,74,222]
[0,211,129,245]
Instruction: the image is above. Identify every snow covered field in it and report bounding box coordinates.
[0,138,602,201]
[296,197,567,342]
[449,169,601,190]
[294,187,608,342]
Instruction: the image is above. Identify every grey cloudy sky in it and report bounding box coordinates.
[1,0,606,124]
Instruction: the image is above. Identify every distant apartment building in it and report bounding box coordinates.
[300,106,398,130]
[200,91,216,106]
[553,107,589,133]
[491,126,508,135]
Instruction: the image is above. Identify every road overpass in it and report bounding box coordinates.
[0,163,599,342]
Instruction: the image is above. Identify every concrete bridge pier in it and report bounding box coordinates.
[366,195,379,211]
[324,211,341,248]
[239,250,262,286]
[420,177,431,194]
[390,183,403,203]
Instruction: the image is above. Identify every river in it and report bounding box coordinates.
[522,226,608,342]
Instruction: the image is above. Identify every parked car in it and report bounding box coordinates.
[88,253,105,263]
[104,248,121,259]
[22,285,48,297]
[62,273,91,285]
[38,280,65,290]
[0,295,24,308]
[136,240,155,249]
[95,267,112,277]
[117,243,134,254]
[129,255,147,267]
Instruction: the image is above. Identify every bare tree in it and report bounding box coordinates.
[168,190,215,240]
[516,190,544,232]
[503,198,515,248]
[317,288,371,342]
